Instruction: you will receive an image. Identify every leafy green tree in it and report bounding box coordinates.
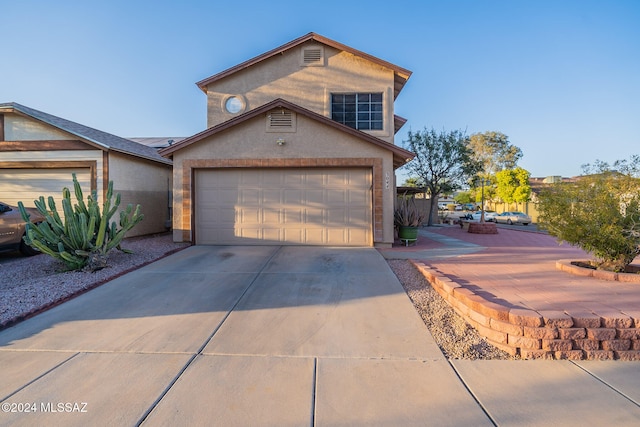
[468,131,524,212]
[402,128,479,226]
[402,177,423,187]
[468,131,523,175]
[454,191,473,204]
[495,167,532,210]
[538,156,640,272]
[472,180,497,208]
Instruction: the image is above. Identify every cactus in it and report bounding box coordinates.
[18,173,144,271]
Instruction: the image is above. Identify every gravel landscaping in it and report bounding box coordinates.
[1,236,514,359]
[388,259,516,360]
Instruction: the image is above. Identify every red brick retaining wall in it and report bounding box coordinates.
[411,260,640,360]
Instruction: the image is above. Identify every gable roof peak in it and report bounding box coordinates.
[196,32,412,99]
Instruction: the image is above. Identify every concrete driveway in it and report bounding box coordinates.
[0,245,491,426]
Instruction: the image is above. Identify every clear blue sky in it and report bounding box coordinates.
[3,0,639,178]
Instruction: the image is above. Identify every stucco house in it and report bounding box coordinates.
[160,32,414,247]
[0,102,173,237]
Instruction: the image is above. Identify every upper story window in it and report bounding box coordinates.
[331,93,383,131]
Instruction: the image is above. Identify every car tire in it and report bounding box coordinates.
[507,219,513,225]
[19,235,40,256]
[523,223,529,226]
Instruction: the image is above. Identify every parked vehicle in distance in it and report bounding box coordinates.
[0,201,44,255]
[495,211,532,226]
[468,210,497,222]
[461,203,478,211]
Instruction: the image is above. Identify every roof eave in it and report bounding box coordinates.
[394,115,408,134]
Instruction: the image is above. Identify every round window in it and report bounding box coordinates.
[224,96,244,114]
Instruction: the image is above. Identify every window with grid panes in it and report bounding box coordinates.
[331,93,383,130]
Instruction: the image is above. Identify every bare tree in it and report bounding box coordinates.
[402,128,479,226]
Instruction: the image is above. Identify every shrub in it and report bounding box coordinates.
[19,173,144,271]
[538,161,640,272]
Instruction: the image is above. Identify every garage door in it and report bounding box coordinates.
[0,168,92,211]
[195,168,372,246]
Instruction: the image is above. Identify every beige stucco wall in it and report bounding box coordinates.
[204,42,396,144]
[170,111,397,246]
[108,152,172,237]
[4,115,73,140]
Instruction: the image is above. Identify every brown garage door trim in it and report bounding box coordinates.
[182,158,383,243]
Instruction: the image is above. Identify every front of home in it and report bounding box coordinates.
[160,33,414,247]
[0,103,173,237]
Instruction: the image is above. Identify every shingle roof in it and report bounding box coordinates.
[196,32,412,100]
[159,98,415,169]
[0,102,172,165]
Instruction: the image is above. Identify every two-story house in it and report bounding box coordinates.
[160,33,414,247]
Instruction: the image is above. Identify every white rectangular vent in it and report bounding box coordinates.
[267,109,296,132]
[301,46,324,66]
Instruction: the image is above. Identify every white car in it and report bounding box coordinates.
[495,211,532,226]
[465,211,497,222]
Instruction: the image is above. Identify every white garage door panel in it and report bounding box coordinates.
[195,168,372,246]
[0,168,92,210]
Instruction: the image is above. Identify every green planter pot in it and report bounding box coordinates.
[398,226,419,241]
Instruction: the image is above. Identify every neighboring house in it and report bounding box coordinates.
[0,102,173,237]
[128,137,187,150]
[160,32,415,247]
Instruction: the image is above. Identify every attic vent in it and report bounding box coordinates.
[269,110,292,127]
[301,46,324,66]
[267,109,296,132]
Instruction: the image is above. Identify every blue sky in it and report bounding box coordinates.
[3,0,639,178]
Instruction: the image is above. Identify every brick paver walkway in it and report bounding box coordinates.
[422,226,640,316]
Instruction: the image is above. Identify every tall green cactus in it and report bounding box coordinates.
[19,173,144,271]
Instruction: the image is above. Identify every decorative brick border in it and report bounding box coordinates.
[181,158,384,244]
[467,222,498,234]
[411,260,640,360]
[556,259,640,284]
